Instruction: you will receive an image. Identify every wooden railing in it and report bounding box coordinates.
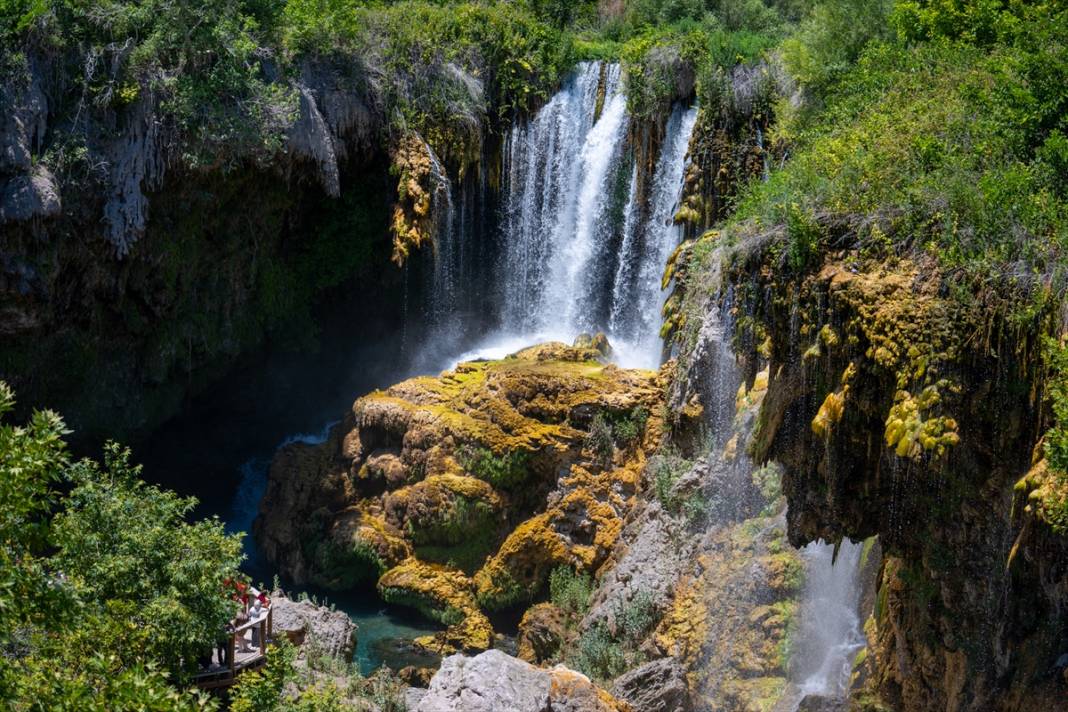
[193,604,274,690]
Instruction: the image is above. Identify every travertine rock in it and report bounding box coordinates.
[611,657,690,712]
[270,591,357,661]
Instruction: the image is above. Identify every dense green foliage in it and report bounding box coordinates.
[0,383,237,710]
[719,1,1068,298]
[568,590,658,681]
[1,0,577,169]
[460,446,530,489]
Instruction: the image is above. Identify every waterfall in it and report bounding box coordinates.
[499,62,630,338]
[791,540,866,700]
[427,144,457,328]
[609,105,698,368]
[480,61,699,369]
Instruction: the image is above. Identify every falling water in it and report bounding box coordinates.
[499,62,630,337]
[426,142,457,328]
[791,540,867,701]
[609,104,698,367]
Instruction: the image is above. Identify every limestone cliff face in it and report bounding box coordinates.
[0,49,497,440]
[255,338,666,654]
[668,228,1068,711]
[0,50,401,439]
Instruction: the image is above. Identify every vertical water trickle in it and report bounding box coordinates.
[609,105,698,368]
[425,143,457,328]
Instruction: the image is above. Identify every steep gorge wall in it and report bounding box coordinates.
[0,48,500,440]
[668,226,1068,710]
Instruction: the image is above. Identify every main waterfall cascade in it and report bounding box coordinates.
[412,61,698,371]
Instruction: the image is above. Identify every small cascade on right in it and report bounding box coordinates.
[788,539,867,707]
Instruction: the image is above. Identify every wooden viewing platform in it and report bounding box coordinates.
[193,604,274,690]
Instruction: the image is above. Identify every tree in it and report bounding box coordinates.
[0,381,74,701]
[0,381,239,709]
[52,442,245,678]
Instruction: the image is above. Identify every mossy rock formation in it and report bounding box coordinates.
[669,227,1068,711]
[255,336,666,652]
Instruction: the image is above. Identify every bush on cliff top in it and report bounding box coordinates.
[728,3,1068,298]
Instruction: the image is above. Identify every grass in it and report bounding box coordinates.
[732,29,1068,294]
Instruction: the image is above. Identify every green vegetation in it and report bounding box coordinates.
[649,447,692,511]
[586,413,616,465]
[728,2,1068,296]
[0,1,577,173]
[549,565,594,618]
[571,623,628,681]
[411,495,499,572]
[1039,338,1068,533]
[0,381,239,709]
[587,407,650,466]
[460,446,530,489]
[569,590,658,682]
[230,639,407,712]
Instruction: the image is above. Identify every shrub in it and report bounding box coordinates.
[461,446,531,489]
[549,566,594,618]
[572,623,627,681]
[649,448,691,512]
[781,0,893,95]
[610,406,649,445]
[586,414,616,465]
[618,590,658,644]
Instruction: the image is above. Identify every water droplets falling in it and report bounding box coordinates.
[792,539,867,701]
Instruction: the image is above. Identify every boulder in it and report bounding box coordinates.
[269,591,357,661]
[611,657,690,712]
[0,166,60,225]
[416,650,628,712]
[517,602,566,664]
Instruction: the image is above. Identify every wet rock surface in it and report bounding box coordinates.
[257,338,665,654]
[668,234,1068,710]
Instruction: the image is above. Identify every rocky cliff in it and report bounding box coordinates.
[667,224,1068,710]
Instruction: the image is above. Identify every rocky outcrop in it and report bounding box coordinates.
[565,354,807,712]
[517,603,567,664]
[611,657,690,712]
[0,166,60,224]
[269,590,357,661]
[668,226,1068,710]
[415,650,629,712]
[256,337,665,653]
